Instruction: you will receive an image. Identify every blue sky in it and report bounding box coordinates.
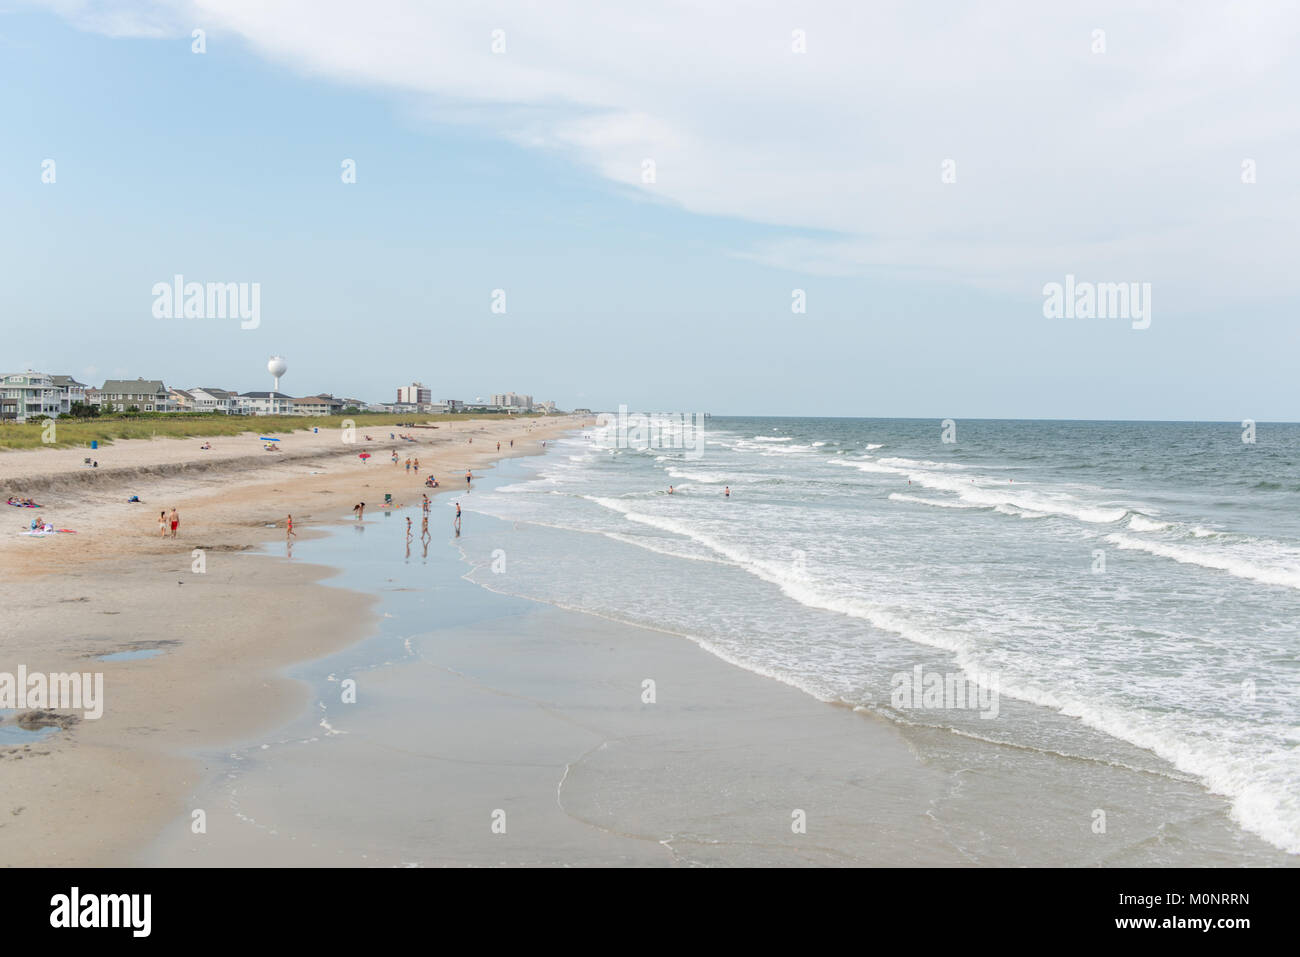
[2,2,1298,419]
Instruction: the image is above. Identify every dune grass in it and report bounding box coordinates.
[0,412,534,450]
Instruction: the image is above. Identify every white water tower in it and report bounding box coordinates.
[267,355,288,393]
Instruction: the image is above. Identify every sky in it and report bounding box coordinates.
[2,1,1298,419]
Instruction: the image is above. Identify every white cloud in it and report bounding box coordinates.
[32,0,1300,303]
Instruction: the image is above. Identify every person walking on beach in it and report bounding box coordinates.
[405,517,413,542]
[509,439,513,448]
[465,469,472,488]
[414,457,420,474]
[420,514,429,537]
[286,514,296,539]
[405,458,411,472]
[169,508,180,538]
[454,501,462,535]
[159,510,168,537]
[497,441,501,451]
[421,493,430,515]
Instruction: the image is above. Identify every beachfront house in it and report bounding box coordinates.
[0,371,65,421]
[184,387,232,413]
[169,388,196,412]
[235,391,295,415]
[98,378,172,413]
[289,394,345,416]
[188,387,237,414]
[51,375,89,413]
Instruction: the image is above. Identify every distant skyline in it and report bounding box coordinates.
[3,2,1298,419]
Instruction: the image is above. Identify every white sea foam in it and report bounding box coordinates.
[864,458,1132,524]
[878,456,973,471]
[1126,514,1169,532]
[1105,533,1300,591]
[889,492,980,509]
[833,449,1140,524]
[664,468,730,483]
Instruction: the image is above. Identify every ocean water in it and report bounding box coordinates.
[460,417,1300,857]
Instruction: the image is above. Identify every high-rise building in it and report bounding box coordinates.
[397,382,431,405]
[490,391,534,409]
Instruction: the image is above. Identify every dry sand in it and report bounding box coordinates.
[0,415,587,866]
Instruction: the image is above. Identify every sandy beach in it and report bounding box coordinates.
[0,415,583,865]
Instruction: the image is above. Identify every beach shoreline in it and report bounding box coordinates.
[140,451,1296,867]
[2,415,1295,866]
